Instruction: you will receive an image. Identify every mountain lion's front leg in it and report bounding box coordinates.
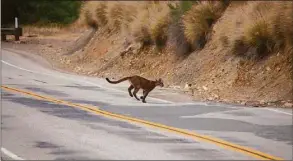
[142,91,149,103]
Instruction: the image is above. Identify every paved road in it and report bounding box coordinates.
[1,48,292,160]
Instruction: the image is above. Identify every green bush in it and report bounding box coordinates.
[2,0,82,26]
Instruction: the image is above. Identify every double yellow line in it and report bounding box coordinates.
[1,85,283,160]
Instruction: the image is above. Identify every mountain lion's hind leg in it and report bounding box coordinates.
[128,85,134,97]
[133,88,140,101]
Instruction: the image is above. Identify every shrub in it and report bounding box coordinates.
[149,4,171,49]
[270,2,293,51]
[106,2,125,31]
[130,10,152,46]
[182,1,223,50]
[130,2,171,48]
[84,10,98,29]
[95,2,108,26]
[120,2,138,34]
[2,0,82,26]
[133,25,152,47]
[228,1,293,59]
[79,2,100,29]
[243,20,274,57]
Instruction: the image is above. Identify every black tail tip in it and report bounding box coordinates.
[106,78,110,81]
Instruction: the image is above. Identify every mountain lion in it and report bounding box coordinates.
[106,75,164,103]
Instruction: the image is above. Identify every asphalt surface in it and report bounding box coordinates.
[1,48,292,160]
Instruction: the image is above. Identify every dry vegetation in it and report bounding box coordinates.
[23,24,64,36]
[217,1,293,59]
[182,1,225,50]
[22,19,88,37]
[79,1,175,49]
[78,1,233,53]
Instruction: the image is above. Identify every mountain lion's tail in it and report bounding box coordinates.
[106,77,130,84]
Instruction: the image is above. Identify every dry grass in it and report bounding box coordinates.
[79,1,141,33]
[217,1,293,58]
[149,3,171,48]
[95,2,108,27]
[85,10,98,29]
[77,1,173,49]
[182,1,224,50]
[269,2,293,51]
[241,2,276,57]
[77,1,292,59]
[23,24,63,36]
[129,2,172,48]
[78,2,99,29]
[106,2,126,32]
[119,2,139,35]
[243,19,274,56]
[130,9,152,46]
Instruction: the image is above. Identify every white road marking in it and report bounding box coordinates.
[180,108,242,118]
[180,106,293,118]
[1,147,25,160]
[1,60,173,103]
[263,108,292,116]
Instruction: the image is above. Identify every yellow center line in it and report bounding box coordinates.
[1,85,284,160]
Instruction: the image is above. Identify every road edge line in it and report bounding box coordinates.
[1,148,24,160]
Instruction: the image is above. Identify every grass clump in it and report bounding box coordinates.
[227,1,293,59]
[95,2,108,27]
[106,2,125,32]
[84,10,98,29]
[270,2,293,52]
[149,4,171,50]
[79,1,138,32]
[182,1,224,50]
[243,20,274,57]
[130,10,152,47]
[130,2,171,49]
[78,2,99,29]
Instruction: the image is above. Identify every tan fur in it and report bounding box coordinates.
[106,75,164,103]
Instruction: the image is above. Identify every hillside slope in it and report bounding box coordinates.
[59,1,292,107]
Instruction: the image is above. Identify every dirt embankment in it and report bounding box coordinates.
[2,1,292,108]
